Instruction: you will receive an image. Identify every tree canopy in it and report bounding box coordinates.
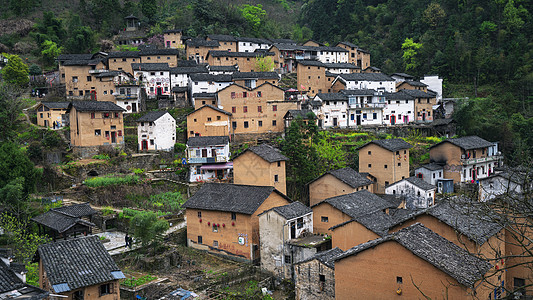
[1,54,29,86]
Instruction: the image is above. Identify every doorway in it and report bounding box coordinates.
[290,221,296,239]
[391,115,396,125]
[141,140,148,151]
[156,87,162,96]
[132,103,137,113]
[111,131,117,143]
[333,117,338,127]
[356,115,361,126]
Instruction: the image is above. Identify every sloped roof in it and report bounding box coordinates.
[241,144,288,163]
[431,136,494,150]
[107,51,140,58]
[182,183,289,215]
[69,101,125,112]
[170,66,208,74]
[417,163,444,171]
[315,93,347,101]
[431,118,456,126]
[207,34,237,42]
[232,72,279,80]
[38,236,125,292]
[335,223,492,288]
[337,41,358,48]
[261,202,312,220]
[136,111,169,122]
[53,203,96,218]
[338,73,393,82]
[401,89,433,98]
[284,109,316,120]
[295,247,344,269]
[40,102,70,110]
[186,38,220,47]
[391,73,414,79]
[297,60,325,67]
[186,136,229,147]
[309,167,372,189]
[0,260,48,298]
[178,60,201,67]
[189,73,233,82]
[312,190,393,219]
[209,65,238,72]
[387,176,436,191]
[187,104,232,116]
[0,261,23,293]
[383,90,415,101]
[131,63,170,71]
[323,63,360,69]
[340,89,376,96]
[401,80,427,87]
[31,210,95,233]
[359,139,412,152]
[208,50,274,58]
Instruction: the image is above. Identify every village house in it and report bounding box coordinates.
[334,223,496,300]
[331,72,396,93]
[231,72,280,88]
[206,51,276,72]
[31,203,96,241]
[0,249,49,299]
[185,38,220,63]
[429,136,502,183]
[189,73,232,107]
[269,44,349,74]
[283,109,316,129]
[384,176,437,208]
[335,41,371,69]
[382,90,416,125]
[323,62,359,74]
[401,89,437,123]
[233,144,288,194]
[182,183,291,263]
[67,101,125,150]
[358,139,411,193]
[390,72,415,84]
[362,66,382,73]
[63,58,108,100]
[236,37,272,52]
[216,83,299,138]
[131,63,171,99]
[37,235,125,299]
[186,136,231,183]
[107,51,140,74]
[206,34,238,52]
[414,162,444,185]
[296,60,330,97]
[343,89,386,127]
[138,48,180,67]
[163,29,184,49]
[114,78,141,114]
[293,247,343,300]
[208,65,239,75]
[311,189,392,237]
[478,169,532,202]
[36,101,69,128]
[137,111,176,151]
[170,65,208,89]
[421,75,443,101]
[313,93,348,128]
[308,167,373,206]
[259,202,313,279]
[396,80,428,91]
[57,53,96,85]
[187,105,232,138]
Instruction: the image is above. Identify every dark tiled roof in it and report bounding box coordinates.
[107,51,140,58]
[246,144,288,163]
[209,65,238,72]
[431,118,456,126]
[139,48,180,56]
[188,105,232,116]
[312,190,393,219]
[186,38,220,47]
[189,73,233,82]
[323,63,360,69]
[136,111,169,122]
[337,73,393,82]
[208,50,274,57]
[40,102,70,110]
[402,80,427,87]
[192,93,216,98]
[236,37,271,44]
[70,101,125,112]
[269,38,296,44]
[432,136,494,150]
[340,89,376,96]
[178,60,200,67]
[38,236,124,292]
[284,109,316,119]
[53,203,96,218]
[172,86,188,92]
[63,59,104,66]
[183,183,288,215]
[232,72,279,80]
[0,262,23,293]
[94,70,125,78]
[58,54,94,61]
[383,90,415,100]
[31,210,95,233]
[297,60,325,67]
[392,176,437,191]
[264,202,312,220]
[391,73,415,79]
[359,139,412,152]
[207,34,238,42]
[363,66,381,72]
[131,63,170,71]
[315,93,347,101]
[163,29,183,34]
[170,66,208,74]
[401,89,433,98]
[335,223,492,287]
[337,41,358,48]
[186,136,229,147]
[427,196,503,245]
[310,167,372,189]
[417,163,444,171]
[379,194,406,208]
[0,260,48,298]
[295,247,344,269]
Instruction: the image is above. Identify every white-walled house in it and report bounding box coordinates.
[421,75,443,102]
[137,111,176,151]
[131,63,171,99]
[385,177,436,209]
[237,37,272,52]
[333,73,396,93]
[115,85,141,114]
[170,65,208,88]
[259,202,313,279]
[314,93,349,128]
[343,89,385,127]
[316,46,349,63]
[324,62,359,74]
[186,136,231,182]
[391,73,415,84]
[478,171,531,202]
[382,91,415,125]
[189,74,233,107]
[414,163,444,186]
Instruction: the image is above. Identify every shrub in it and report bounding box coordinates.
[148,191,185,212]
[120,274,157,287]
[92,154,110,160]
[132,168,145,175]
[174,143,186,153]
[84,175,139,187]
[101,206,115,216]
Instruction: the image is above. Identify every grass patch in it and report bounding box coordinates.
[84,175,139,187]
[120,274,157,288]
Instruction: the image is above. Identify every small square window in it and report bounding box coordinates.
[272,120,277,126]
[277,161,281,167]
[398,163,401,167]
[258,120,263,127]
[198,236,203,244]
[368,164,372,168]
[385,181,389,186]
[274,174,279,182]
[285,255,291,264]
[368,151,371,155]
[94,129,101,136]
[198,211,202,218]
[384,165,388,169]
[397,277,403,284]
[213,240,218,247]
[321,216,329,222]
[231,212,236,220]
[244,121,249,128]
[320,274,326,282]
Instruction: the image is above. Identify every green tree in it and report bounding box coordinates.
[503,0,525,32]
[240,4,266,34]
[41,40,62,66]
[401,38,422,72]
[130,211,169,250]
[65,26,95,53]
[1,54,29,86]
[28,64,42,76]
[255,55,275,72]
[0,213,50,263]
[0,83,25,141]
[423,3,446,28]
[313,132,347,174]
[141,0,157,21]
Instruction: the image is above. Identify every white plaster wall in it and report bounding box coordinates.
[137,112,176,151]
[382,100,414,125]
[421,75,443,101]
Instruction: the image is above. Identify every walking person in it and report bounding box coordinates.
[125,233,129,248]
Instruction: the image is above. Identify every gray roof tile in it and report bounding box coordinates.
[69,101,125,112]
[232,72,279,80]
[189,73,233,82]
[432,136,494,150]
[131,63,170,71]
[245,144,288,163]
[338,73,393,82]
[261,202,312,220]
[313,190,393,219]
[53,203,96,218]
[38,236,123,292]
[309,167,372,189]
[359,139,412,152]
[188,105,231,116]
[136,111,170,122]
[40,102,70,110]
[417,163,444,171]
[295,247,344,269]
[186,136,229,147]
